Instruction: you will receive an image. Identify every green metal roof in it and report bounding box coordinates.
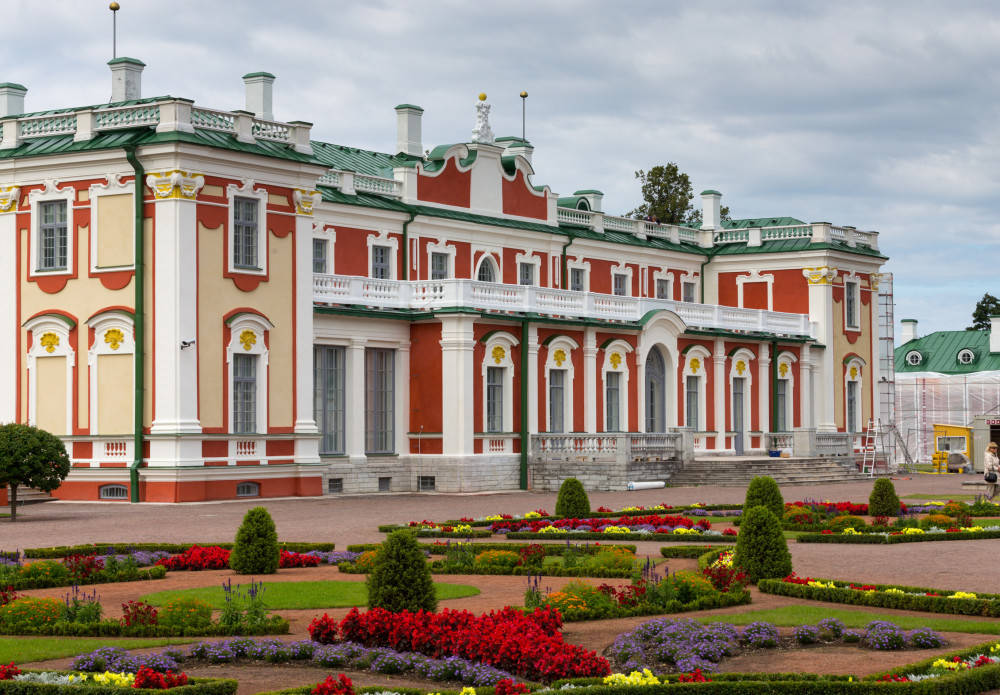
[711,237,887,259]
[722,216,805,229]
[895,330,1000,374]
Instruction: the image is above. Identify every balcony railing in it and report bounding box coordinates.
[314,274,817,338]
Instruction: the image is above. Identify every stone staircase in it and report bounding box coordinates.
[6,486,55,505]
[656,455,873,487]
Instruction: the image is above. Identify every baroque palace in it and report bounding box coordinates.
[0,59,887,502]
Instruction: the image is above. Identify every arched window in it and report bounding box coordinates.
[958,349,975,365]
[645,347,666,433]
[476,255,498,283]
[236,481,260,498]
[905,351,922,366]
[99,484,128,500]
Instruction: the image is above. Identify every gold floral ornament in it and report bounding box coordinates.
[850,366,859,380]
[689,357,700,374]
[491,345,505,364]
[778,362,789,378]
[736,360,746,375]
[104,328,124,351]
[610,352,622,369]
[239,330,257,352]
[40,332,59,354]
[553,348,566,367]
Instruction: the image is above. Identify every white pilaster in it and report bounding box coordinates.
[439,315,476,455]
[149,193,201,435]
[800,345,813,429]
[713,338,726,448]
[583,328,598,433]
[0,197,17,421]
[804,267,838,432]
[526,325,539,435]
[293,216,319,436]
[757,343,770,434]
[345,339,367,457]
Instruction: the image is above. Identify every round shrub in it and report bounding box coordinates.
[555,477,591,518]
[828,515,867,532]
[793,625,819,644]
[868,478,901,518]
[818,617,845,638]
[732,505,792,583]
[229,506,280,575]
[908,627,944,648]
[366,530,438,613]
[158,597,212,629]
[863,620,906,650]
[0,597,62,628]
[741,621,779,648]
[473,550,520,571]
[743,476,784,518]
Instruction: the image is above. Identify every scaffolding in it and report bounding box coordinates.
[877,274,898,465]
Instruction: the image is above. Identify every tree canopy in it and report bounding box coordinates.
[968,292,1000,331]
[627,163,730,225]
[0,423,70,521]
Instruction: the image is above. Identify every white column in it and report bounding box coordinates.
[799,345,813,429]
[149,195,201,435]
[526,325,539,435]
[713,338,726,449]
[345,339,367,457]
[294,216,320,464]
[439,315,476,455]
[0,202,17,422]
[635,349,646,433]
[583,328,598,433]
[396,341,410,455]
[804,268,838,432]
[757,343,770,435]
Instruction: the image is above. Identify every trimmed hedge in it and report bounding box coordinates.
[505,531,733,542]
[347,542,637,555]
[1,565,166,591]
[659,544,723,559]
[558,586,752,622]
[758,578,1000,617]
[796,529,1000,544]
[23,542,336,559]
[0,616,290,637]
[0,675,237,695]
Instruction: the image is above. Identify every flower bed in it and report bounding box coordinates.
[0,559,166,591]
[758,574,1000,617]
[155,546,322,571]
[0,667,235,695]
[345,541,638,556]
[796,527,1000,544]
[20,542,336,560]
[505,530,734,542]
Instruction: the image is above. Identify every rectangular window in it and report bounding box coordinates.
[845,281,858,329]
[314,346,345,455]
[328,478,343,493]
[685,375,699,430]
[655,278,669,299]
[682,281,696,303]
[775,379,787,432]
[371,245,391,279]
[549,369,565,432]
[39,200,68,271]
[846,380,859,433]
[233,353,257,434]
[606,371,621,432]
[570,268,585,292]
[486,366,504,433]
[418,475,436,491]
[233,197,259,269]
[613,273,628,296]
[378,476,391,492]
[365,348,395,453]
[937,436,967,453]
[430,252,449,280]
[519,262,534,286]
[312,239,328,274]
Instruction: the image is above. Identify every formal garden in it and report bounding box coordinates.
[6,450,1000,694]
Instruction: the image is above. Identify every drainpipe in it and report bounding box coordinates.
[771,339,779,433]
[400,207,417,281]
[124,144,144,503]
[559,232,575,289]
[520,318,529,490]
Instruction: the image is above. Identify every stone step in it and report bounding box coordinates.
[7,486,54,505]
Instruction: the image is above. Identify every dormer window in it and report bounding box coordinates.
[905,351,922,366]
[958,349,975,365]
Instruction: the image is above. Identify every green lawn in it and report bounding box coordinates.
[2,637,197,664]
[698,605,1000,634]
[901,493,975,501]
[141,580,479,610]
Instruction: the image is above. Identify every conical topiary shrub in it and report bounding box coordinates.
[555,477,590,518]
[229,506,280,575]
[868,477,901,518]
[743,475,784,518]
[732,505,793,583]
[367,529,438,613]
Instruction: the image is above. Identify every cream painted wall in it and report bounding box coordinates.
[197,220,295,430]
[831,286,873,430]
[97,353,132,434]
[96,194,132,268]
[35,356,67,435]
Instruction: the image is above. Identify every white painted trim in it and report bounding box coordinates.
[652,268,672,299]
[566,257,591,292]
[735,269,774,310]
[427,238,457,279]
[601,339,633,432]
[226,313,274,435]
[842,271,861,331]
[543,336,579,433]
[775,350,797,431]
[0,207,17,422]
[24,315,75,434]
[312,224,336,274]
[844,356,866,433]
[366,229,399,280]
[88,174,134,272]
[86,311,135,435]
[226,179,269,276]
[28,180,76,278]
[481,331,518,433]
[610,261,633,296]
[515,251,542,286]
[683,345,711,432]
[728,347,755,450]
[473,249,501,282]
[680,270,699,303]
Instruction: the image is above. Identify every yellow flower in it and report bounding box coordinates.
[603,669,661,686]
[602,526,631,534]
[459,688,477,695]
[903,527,924,535]
[453,524,474,534]
[949,591,977,599]
[672,527,699,535]
[884,588,905,595]
[525,511,542,519]
[538,525,568,534]
[807,580,837,589]
[842,527,860,535]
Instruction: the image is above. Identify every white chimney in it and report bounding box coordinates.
[109,58,144,102]
[243,72,275,120]
[574,189,603,213]
[496,136,534,167]
[0,83,27,118]
[991,316,1000,354]
[395,104,423,157]
[701,189,722,230]
[900,319,918,345]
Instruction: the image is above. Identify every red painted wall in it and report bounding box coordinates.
[502,170,548,220]
[409,322,443,441]
[417,160,471,208]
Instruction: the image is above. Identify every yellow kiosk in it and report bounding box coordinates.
[932,423,973,473]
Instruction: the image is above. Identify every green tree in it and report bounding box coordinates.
[554,477,590,518]
[743,476,784,518]
[0,423,70,522]
[868,478,901,518]
[968,292,1000,331]
[732,505,793,583]
[628,163,729,225]
[229,506,280,574]
[367,530,438,613]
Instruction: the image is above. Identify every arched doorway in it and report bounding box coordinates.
[645,346,666,432]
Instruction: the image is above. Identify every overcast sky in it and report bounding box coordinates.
[5,0,999,340]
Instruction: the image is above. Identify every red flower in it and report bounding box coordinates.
[312,674,354,695]
[0,663,21,681]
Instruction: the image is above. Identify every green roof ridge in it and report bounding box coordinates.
[242,71,276,79]
[394,104,424,111]
[108,57,146,66]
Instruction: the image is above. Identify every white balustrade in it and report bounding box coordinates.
[20,114,77,138]
[760,225,812,241]
[103,440,129,459]
[250,118,291,142]
[95,105,161,130]
[190,107,236,133]
[353,173,402,197]
[556,207,596,228]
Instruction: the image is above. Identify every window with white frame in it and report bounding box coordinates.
[728,350,755,443]
[844,359,864,433]
[681,348,709,432]
[427,240,456,280]
[775,355,796,433]
[485,366,504,433]
[605,371,621,431]
[371,245,392,280]
[431,252,449,280]
[958,349,975,365]
[314,345,345,455]
[655,278,670,299]
[682,281,697,304]
[844,279,859,329]
[905,351,922,366]
[87,311,135,436]
[236,481,260,498]
[519,262,534,286]
[476,254,498,283]
[365,348,395,454]
[99,484,128,500]
[39,200,68,271]
[313,238,328,274]
[548,369,566,432]
[226,313,272,435]
[685,376,699,430]
[602,341,631,433]
[544,338,578,434]
[570,267,586,292]
[613,273,628,296]
[226,181,268,276]
[482,333,517,434]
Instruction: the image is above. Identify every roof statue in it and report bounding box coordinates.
[471,92,494,145]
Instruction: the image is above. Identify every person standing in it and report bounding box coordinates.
[984,442,1000,501]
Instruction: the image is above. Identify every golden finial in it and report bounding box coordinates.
[520,91,528,98]
[478,92,487,101]
[110,2,120,9]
